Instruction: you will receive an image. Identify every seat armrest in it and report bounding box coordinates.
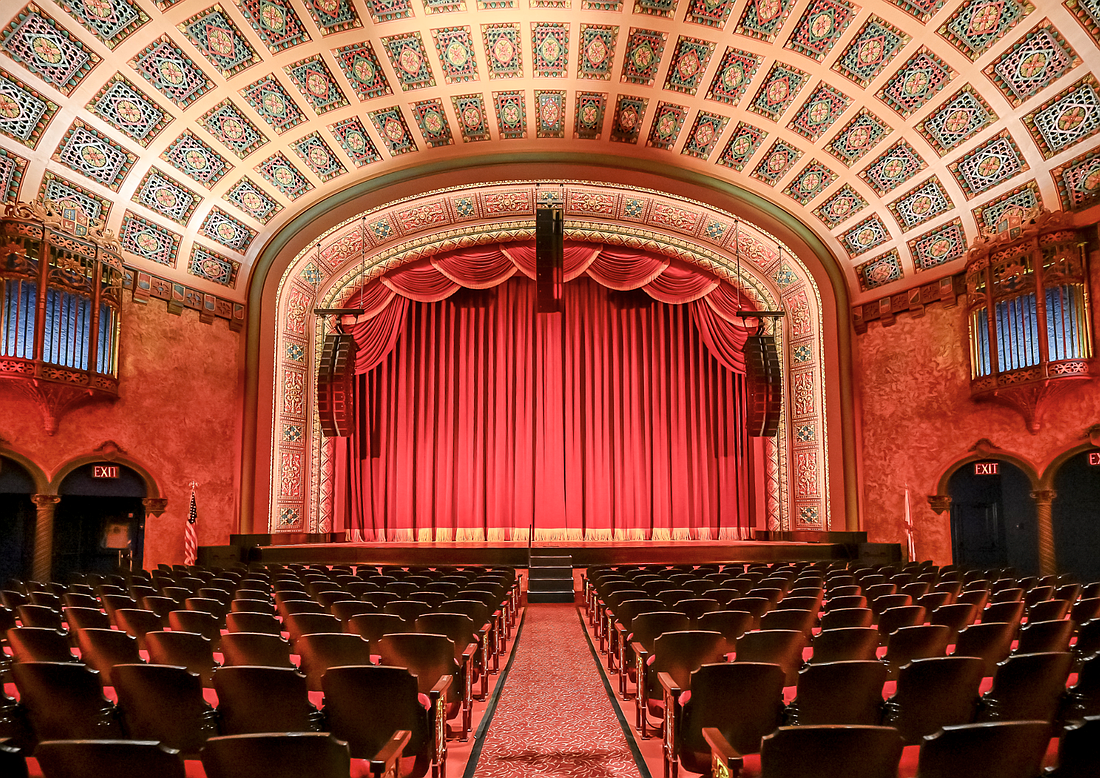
[702,727,743,778]
[462,642,477,662]
[430,674,453,699]
[369,730,411,778]
[657,671,680,697]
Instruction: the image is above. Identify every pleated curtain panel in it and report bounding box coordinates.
[332,242,766,542]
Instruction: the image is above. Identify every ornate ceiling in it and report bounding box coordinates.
[2,0,1099,305]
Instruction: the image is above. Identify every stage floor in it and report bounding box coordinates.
[252,538,869,567]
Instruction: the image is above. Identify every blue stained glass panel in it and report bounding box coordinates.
[1046,285,1087,361]
[98,302,117,375]
[995,293,1039,371]
[2,280,35,359]
[970,308,991,377]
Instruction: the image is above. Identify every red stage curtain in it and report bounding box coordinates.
[333,260,755,542]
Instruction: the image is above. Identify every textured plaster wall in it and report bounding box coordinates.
[0,297,244,571]
[854,277,1100,566]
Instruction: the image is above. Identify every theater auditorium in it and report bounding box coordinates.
[0,0,1098,774]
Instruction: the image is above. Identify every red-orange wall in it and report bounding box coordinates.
[853,260,1100,566]
[0,297,244,571]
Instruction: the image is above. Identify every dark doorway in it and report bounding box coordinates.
[53,464,146,581]
[948,460,1038,575]
[1052,450,1100,582]
[0,456,36,585]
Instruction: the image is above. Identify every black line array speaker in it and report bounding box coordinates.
[317,332,357,438]
[536,205,564,313]
[745,334,781,438]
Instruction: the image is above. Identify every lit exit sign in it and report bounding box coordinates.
[93,465,120,479]
[975,462,999,475]
[1089,452,1100,467]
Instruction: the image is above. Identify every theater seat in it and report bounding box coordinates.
[789,661,886,726]
[914,721,1050,778]
[35,739,185,778]
[202,732,395,778]
[707,724,903,778]
[12,662,123,742]
[112,663,218,757]
[213,666,321,735]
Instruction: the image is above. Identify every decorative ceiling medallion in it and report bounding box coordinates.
[716,121,767,170]
[1066,0,1100,47]
[833,15,910,88]
[188,244,241,288]
[224,176,282,223]
[120,211,180,267]
[52,118,136,191]
[985,20,1079,108]
[918,85,998,156]
[482,24,522,79]
[877,47,956,119]
[949,129,1029,197]
[493,90,527,138]
[255,152,314,199]
[841,214,891,256]
[240,74,305,135]
[788,83,851,142]
[938,0,1035,61]
[814,183,868,227]
[292,131,348,180]
[411,98,455,147]
[0,67,57,148]
[39,170,109,223]
[0,147,27,202]
[333,42,391,100]
[582,0,621,9]
[1023,74,1100,159]
[826,109,889,167]
[1,5,100,96]
[574,91,607,139]
[381,32,436,91]
[634,0,677,18]
[685,0,737,27]
[200,207,256,253]
[369,105,418,155]
[199,99,268,159]
[751,138,803,185]
[178,5,260,79]
[131,36,212,110]
[622,28,667,86]
[134,168,200,225]
[860,139,926,195]
[972,179,1040,231]
[432,27,479,84]
[749,62,808,122]
[329,116,382,164]
[610,94,647,143]
[233,0,308,54]
[423,0,466,13]
[887,0,946,22]
[783,160,837,205]
[647,101,687,150]
[532,23,569,78]
[451,93,491,141]
[284,55,348,114]
[785,0,858,63]
[478,0,515,9]
[1051,147,1100,209]
[86,74,170,150]
[161,129,231,189]
[304,0,361,35]
[577,25,617,80]
[908,218,966,270]
[705,47,761,105]
[535,90,566,138]
[664,36,715,96]
[681,111,728,159]
[736,0,797,42]
[363,0,413,22]
[56,0,148,50]
[855,248,902,290]
[888,176,953,230]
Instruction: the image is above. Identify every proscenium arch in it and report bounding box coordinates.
[244,156,858,535]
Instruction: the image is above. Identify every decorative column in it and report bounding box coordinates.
[30,494,61,581]
[1030,490,1057,576]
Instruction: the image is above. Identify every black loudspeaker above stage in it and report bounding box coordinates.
[317,332,357,437]
[745,334,781,437]
[536,205,564,313]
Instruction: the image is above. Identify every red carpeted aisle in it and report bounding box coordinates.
[470,603,646,778]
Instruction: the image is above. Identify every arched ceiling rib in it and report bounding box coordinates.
[2,0,1099,305]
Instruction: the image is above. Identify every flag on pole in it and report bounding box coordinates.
[903,485,917,563]
[185,481,198,567]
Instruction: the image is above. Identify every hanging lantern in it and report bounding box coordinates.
[965,207,1093,433]
[0,199,124,434]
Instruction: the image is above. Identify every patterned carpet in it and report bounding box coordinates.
[469,604,644,778]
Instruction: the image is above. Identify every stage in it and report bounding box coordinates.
[228,532,901,568]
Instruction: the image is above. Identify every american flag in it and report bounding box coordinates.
[185,481,198,566]
[903,485,917,564]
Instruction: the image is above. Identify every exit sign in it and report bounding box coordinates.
[975,462,999,475]
[1089,452,1100,466]
[93,465,120,479]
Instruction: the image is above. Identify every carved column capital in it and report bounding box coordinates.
[142,497,168,517]
[30,493,61,508]
[927,495,952,515]
[1030,489,1057,504]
